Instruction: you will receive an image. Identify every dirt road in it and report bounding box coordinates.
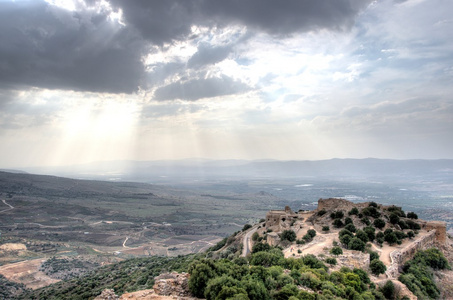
[0,198,14,213]
[242,226,257,257]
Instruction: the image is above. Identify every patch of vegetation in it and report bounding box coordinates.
[26,255,198,299]
[399,248,450,299]
[39,257,100,280]
[188,247,383,300]
[0,274,30,300]
[370,259,386,276]
[317,209,327,216]
[330,246,343,256]
[242,224,252,232]
[280,230,297,242]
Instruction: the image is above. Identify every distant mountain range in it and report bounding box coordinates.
[21,158,453,183]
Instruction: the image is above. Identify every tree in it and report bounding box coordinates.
[252,242,271,253]
[251,232,259,241]
[317,209,327,216]
[389,213,400,225]
[281,230,296,242]
[322,226,330,232]
[339,233,353,247]
[333,219,344,228]
[348,237,366,252]
[204,275,243,300]
[362,206,381,218]
[242,224,252,232]
[398,220,408,230]
[339,229,353,237]
[307,229,317,238]
[407,231,415,239]
[330,246,343,256]
[241,278,270,300]
[355,230,369,243]
[348,207,359,215]
[369,251,379,261]
[335,211,344,218]
[370,259,386,275]
[384,232,398,245]
[373,218,386,229]
[325,258,337,265]
[406,220,421,230]
[380,280,395,300]
[361,217,371,226]
[189,263,216,298]
[407,212,418,219]
[344,217,353,225]
[344,223,356,233]
[363,226,376,242]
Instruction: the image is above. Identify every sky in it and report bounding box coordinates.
[0,0,452,168]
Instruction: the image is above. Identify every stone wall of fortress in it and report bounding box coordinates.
[386,229,439,278]
[316,198,447,278]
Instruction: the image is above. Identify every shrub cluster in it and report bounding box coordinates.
[399,248,450,299]
[189,246,385,300]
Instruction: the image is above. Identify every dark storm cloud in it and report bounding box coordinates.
[200,0,372,35]
[0,0,146,93]
[0,0,371,94]
[111,0,371,44]
[153,75,251,101]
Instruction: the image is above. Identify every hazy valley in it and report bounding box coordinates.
[1,159,453,298]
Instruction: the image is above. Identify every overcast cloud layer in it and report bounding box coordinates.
[0,0,452,168]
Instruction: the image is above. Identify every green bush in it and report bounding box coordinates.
[348,207,359,216]
[281,230,297,242]
[348,237,366,252]
[307,229,317,238]
[369,259,386,276]
[355,230,369,243]
[362,206,381,218]
[369,251,379,261]
[344,223,356,233]
[317,209,327,216]
[373,218,386,229]
[384,232,398,245]
[380,280,395,300]
[407,212,418,219]
[333,218,344,228]
[252,242,271,253]
[242,224,252,231]
[363,226,376,242]
[389,213,400,225]
[339,234,353,247]
[330,246,343,256]
[325,258,337,265]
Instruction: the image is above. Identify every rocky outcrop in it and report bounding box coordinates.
[95,289,119,300]
[336,250,370,270]
[153,272,191,297]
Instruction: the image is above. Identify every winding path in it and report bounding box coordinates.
[123,237,129,248]
[0,199,14,213]
[242,226,258,257]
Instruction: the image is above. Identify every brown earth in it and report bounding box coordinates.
[0,258,60,289]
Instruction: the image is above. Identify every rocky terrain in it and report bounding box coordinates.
[89,198,453,300]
